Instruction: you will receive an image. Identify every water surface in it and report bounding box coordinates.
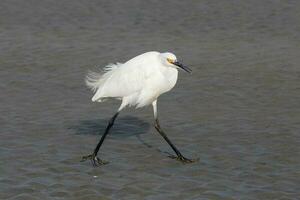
[1,0,300,199]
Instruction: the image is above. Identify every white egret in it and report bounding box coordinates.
[81,51,196,166]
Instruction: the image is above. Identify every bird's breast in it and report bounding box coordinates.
[133,67,178,107]
[158,67,178,94]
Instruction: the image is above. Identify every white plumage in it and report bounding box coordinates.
[85,51,181,110]
[82,51,195,166]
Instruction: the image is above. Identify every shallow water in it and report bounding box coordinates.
[1,0,300,199]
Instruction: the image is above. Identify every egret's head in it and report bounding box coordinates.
[161,52,191,73]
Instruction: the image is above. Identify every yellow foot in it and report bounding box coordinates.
[81,153,109,167]
[168,155,199,164]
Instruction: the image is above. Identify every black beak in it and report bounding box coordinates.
[173,61,192,73]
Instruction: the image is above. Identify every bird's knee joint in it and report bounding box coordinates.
[154,123,160,130]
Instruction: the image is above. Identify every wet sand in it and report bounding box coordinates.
[1,0,300,199]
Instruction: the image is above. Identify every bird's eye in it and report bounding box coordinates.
[167,58,174,64]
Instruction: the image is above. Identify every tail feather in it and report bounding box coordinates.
[85,63,121,93]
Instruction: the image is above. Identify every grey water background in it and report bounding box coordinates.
[1,0,300,199]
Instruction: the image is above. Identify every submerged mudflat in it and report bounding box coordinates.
[1,1,299,199]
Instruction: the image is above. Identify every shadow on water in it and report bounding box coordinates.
[69,115,174,157]
[69,115,150,138]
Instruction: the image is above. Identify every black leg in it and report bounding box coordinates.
[154,119,196,163]
[81,112,119,166]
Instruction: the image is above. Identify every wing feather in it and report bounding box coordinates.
[86,52,159,102]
